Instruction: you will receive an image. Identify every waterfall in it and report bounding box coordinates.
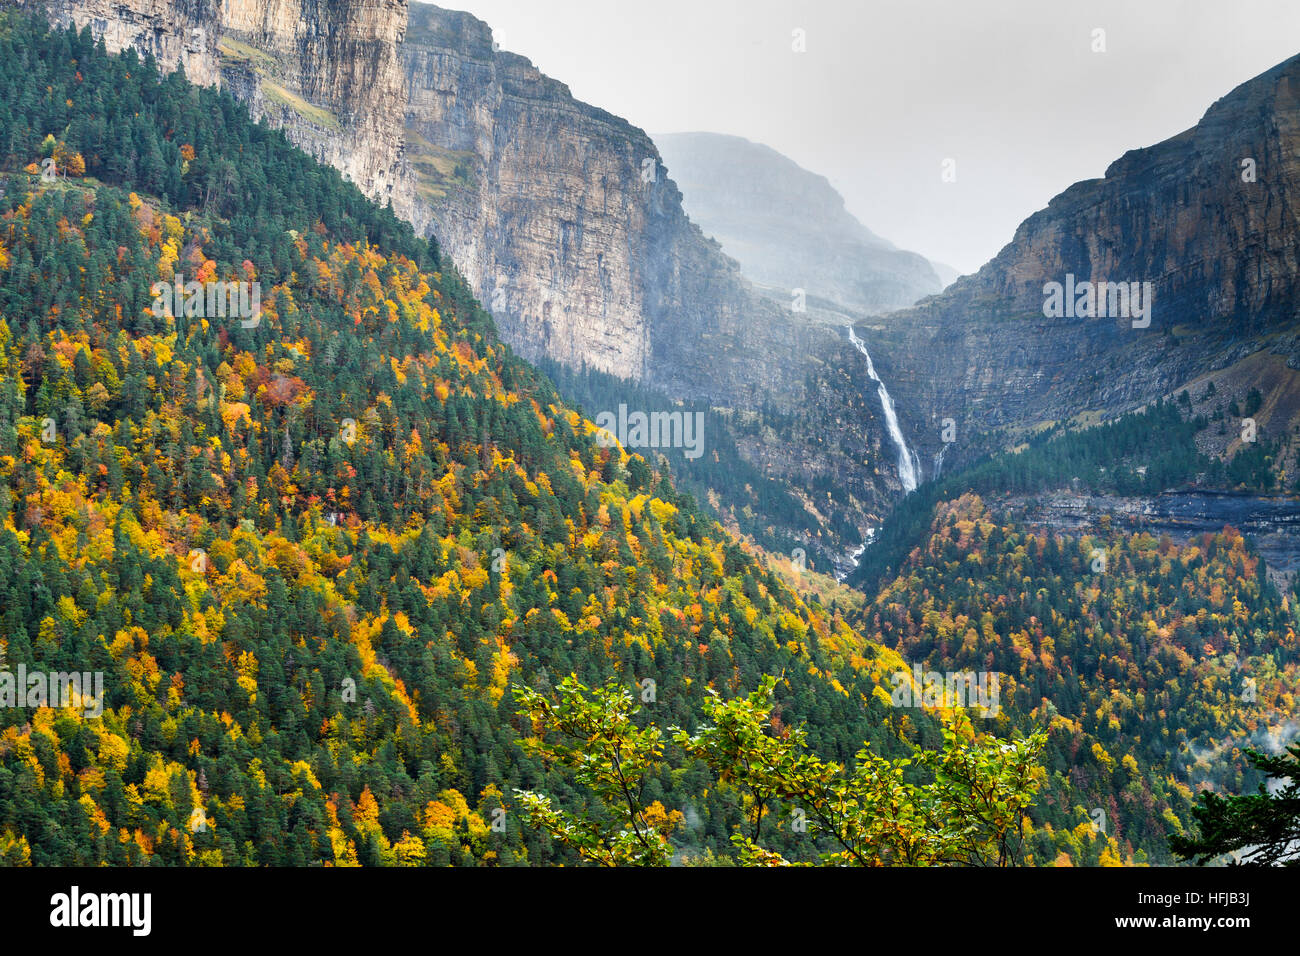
[847,326,919,493]
[932,442,948,481]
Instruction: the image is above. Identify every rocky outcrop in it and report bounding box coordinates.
[398,5,655,380]
[11,0,413,206]
[217,0,411,205]
[5,0,854,420]
[1000,490,1300,586]
[24,0,223,84]
[874,53,1300,467]
[655,132,943,316]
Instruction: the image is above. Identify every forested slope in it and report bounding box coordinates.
[858,494,1300,863]
[0,14,920,865]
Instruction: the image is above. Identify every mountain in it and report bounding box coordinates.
[399,6,766,389]
[6,0,929,573]
[11,10,1168,870]
[395,5,933,560]
[860,493,1299,864]
[655,132,944,316]
[872,53,1300,480]
[2,6,1297,869]
[830,51,1300,861]
[0,12,931,865]
[18,1,1300,542]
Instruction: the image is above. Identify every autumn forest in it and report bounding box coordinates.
[0,13,1297,870]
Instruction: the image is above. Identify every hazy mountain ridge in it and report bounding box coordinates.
[656,131,945,315]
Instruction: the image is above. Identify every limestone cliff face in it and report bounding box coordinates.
[218,0,410,204]
[7,0,925,552]
[876,52,1300,468]
[397,3,815,407]
[397,4,653,380]
[11,0,413,206]
[25,0,223,84]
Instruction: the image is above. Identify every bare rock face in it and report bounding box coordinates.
[218,0,411,206]
[30,0,223,85]
[13,0,413,207]
[397,5,652,380]
[397,3,816,408]
[876,52,1300,466]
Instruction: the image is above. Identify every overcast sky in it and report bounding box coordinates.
[437,0,1300,274]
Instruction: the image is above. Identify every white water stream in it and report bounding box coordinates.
[932,442,948,481]
[847,326,920,493]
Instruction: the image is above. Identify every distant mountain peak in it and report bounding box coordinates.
[655,131,943,316]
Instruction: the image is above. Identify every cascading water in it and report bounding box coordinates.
[932,442,948,481]
[835,527,876,582]
[847,326,920,493]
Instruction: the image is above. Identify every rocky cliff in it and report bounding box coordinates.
[6,0,915,562]
[873,53,1300,469]
[395,6,906,535]
[398,5,809,403]
[22,0,223,84]
[395,5,932,552]
[13,0,413,205]
[398,5,655,380]
[655,131,943,316]
[217,0,410,203]
[1000,490,1300,587]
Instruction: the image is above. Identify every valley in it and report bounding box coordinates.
[0,0,1296,872]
